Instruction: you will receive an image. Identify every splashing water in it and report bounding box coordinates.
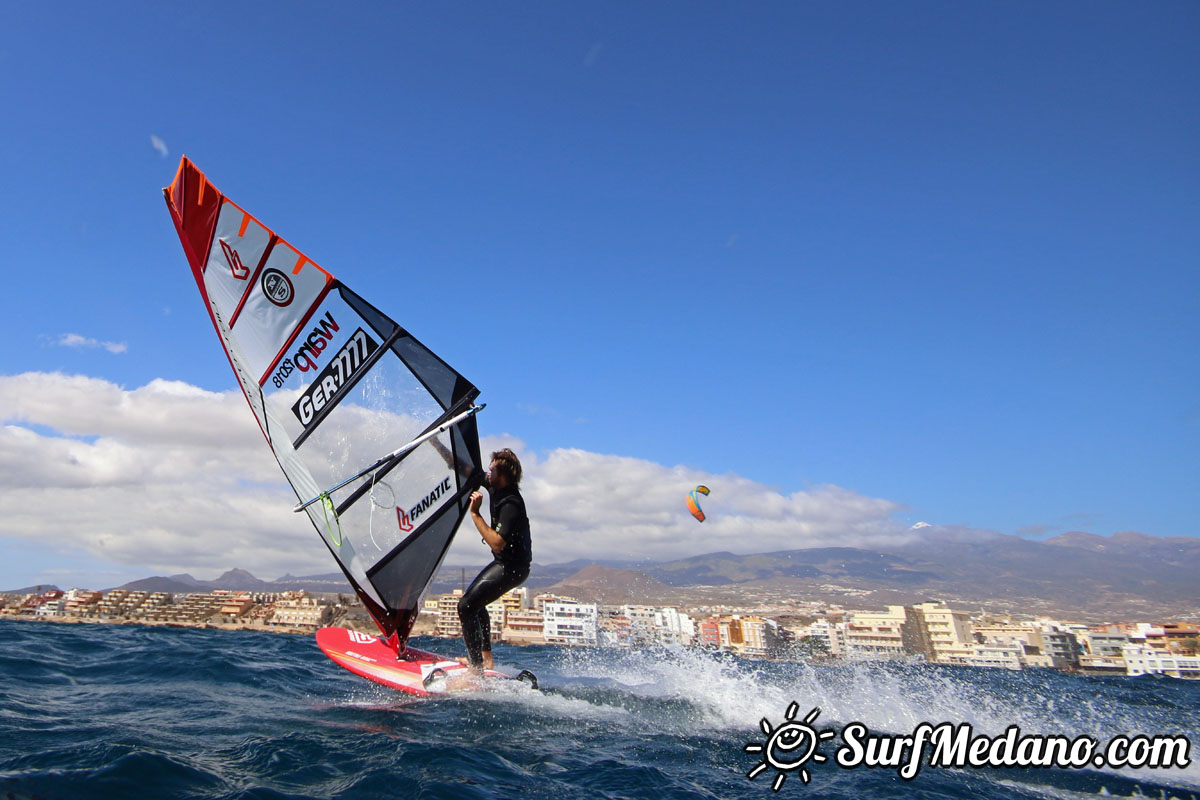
[1,621,1196,800]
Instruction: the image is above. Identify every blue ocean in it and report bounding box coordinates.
[1,620,1196,800]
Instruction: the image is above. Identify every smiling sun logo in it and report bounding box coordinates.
[745,703,836,791]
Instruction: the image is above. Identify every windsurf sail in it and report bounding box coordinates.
[163,156,485,648]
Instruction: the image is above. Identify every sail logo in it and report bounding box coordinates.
[397,507,414,533]
[409,477,453,527]
[290,326,379,427]
[271,312,343,388]
[220,240,250,280]
[261,268,294,307]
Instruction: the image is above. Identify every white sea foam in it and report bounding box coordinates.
[529,646,1200,790]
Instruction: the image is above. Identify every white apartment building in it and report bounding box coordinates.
[967,643,1024,670]
[35,597,65,617]
[654,608,695,647]
[621,605,660,646]
[799,619,844,656]
[543,601,597,645]
[1083,632,1131,657]
[1123,645,1200,680]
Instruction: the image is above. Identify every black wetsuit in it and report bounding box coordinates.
[458,486,531,667]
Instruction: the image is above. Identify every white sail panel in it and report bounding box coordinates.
[201,201,272,328]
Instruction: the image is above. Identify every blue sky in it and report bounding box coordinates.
[1,3,1196,588]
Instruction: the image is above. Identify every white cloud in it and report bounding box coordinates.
[150,135,168,157]
[0,372,914,581]
[55,333,127,354]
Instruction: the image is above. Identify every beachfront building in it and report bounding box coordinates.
[739,616,783,659]
[543,601,597,646]
[1041,630,1083,669]
[972,621,1079,668]
[699,615,743,651]
[620,605,660,647]
[533,594,575,613]
[974,622,1041,650]
[94,590,130,618]
[844,606,922,659]
[1123,645,1200,679]
[592,607,695,649]
[1078,653,1128,677]
[654,607,695,647]
[485,597,507,642]
[436,590,464,637]
[693,614,779,656]
[1108,622,1161,647]
[35,595,66,617]
[218,594,255,621]
[3,590,63,616]
[1083,630,1132,658]
[474,587,529,642]
[803,619,845,656]
[502,609,545,644]
[500,587,528,614]
[598,610,633,648]
[1155,622,1200,654]
[62,590,102,616]
[966,643,1024,670]
[911,602,975,664]
[268,596,330,630]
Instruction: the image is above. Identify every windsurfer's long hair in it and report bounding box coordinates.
[490,448,522,487]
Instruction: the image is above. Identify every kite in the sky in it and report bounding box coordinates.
[686,485,710,522]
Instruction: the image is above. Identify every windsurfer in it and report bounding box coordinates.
[458,448,531,673]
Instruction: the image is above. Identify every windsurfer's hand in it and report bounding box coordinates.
[469,491,483,514]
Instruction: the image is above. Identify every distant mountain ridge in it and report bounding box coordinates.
[1,584,63,595]
[44,529,1197,621]
[535,530,1200,620]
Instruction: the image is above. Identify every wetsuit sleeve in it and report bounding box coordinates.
[493,500,522,542]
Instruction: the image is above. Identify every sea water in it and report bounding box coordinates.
[1,620,1196,799]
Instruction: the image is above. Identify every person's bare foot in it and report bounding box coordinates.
[455,656,484,675]
[446,671,482,691]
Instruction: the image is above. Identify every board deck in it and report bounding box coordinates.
[315,627,526,696]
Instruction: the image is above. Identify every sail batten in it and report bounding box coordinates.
[164,156,485,645]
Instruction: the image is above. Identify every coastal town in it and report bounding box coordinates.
[2,584,1196,680]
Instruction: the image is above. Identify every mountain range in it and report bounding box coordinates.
[534,530,1200,621]
[9,530,1197,622]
